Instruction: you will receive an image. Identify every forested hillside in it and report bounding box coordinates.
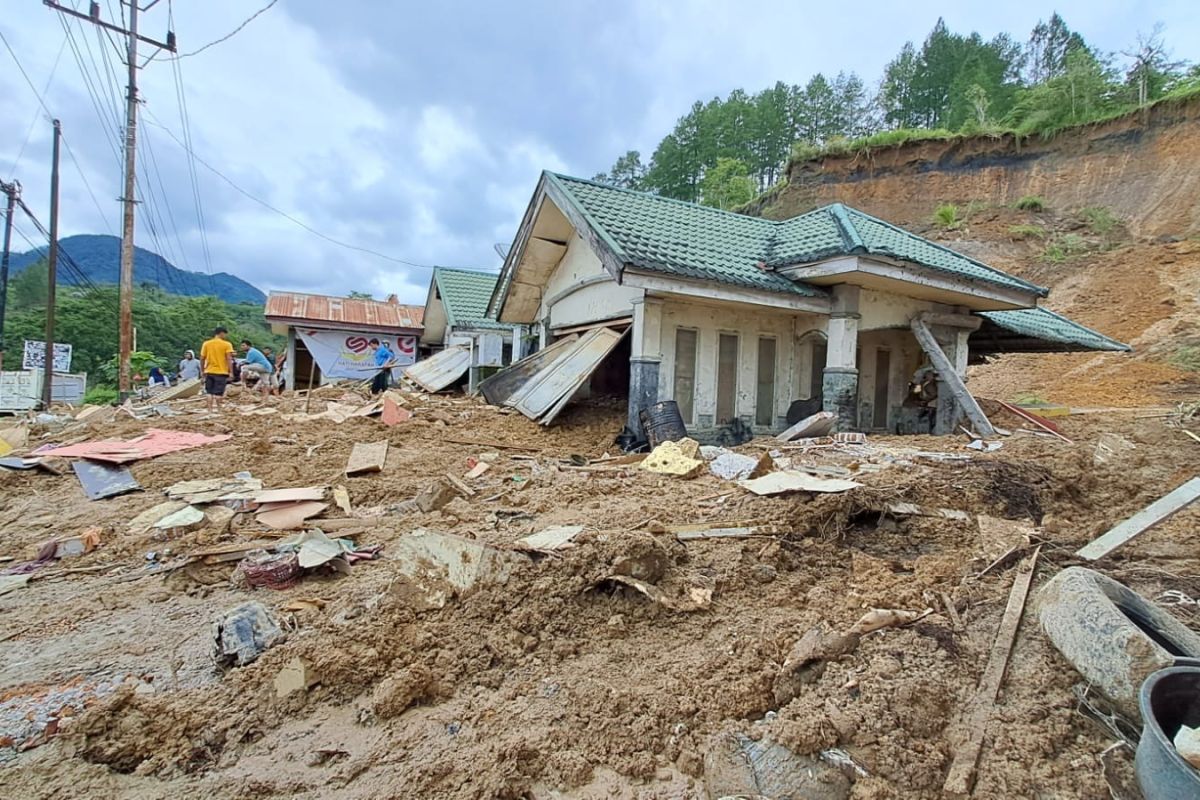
[4,260,282,395]
[10,234,265,304]
[593,14,1198,209]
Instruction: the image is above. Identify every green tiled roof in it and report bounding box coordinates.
[547,174,817,296]
[432,268,508,329]
[548,173,1048,298]
[978,307,1131,352]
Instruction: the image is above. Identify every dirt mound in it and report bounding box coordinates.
[2,391,1200,798]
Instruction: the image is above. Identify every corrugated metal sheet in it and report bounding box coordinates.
[509,327,627,424]
[265,292,425,332]
[403,346,470,392]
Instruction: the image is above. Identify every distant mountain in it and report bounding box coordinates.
[9,234,265,304]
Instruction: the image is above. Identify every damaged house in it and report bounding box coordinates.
[485,172,1128,438]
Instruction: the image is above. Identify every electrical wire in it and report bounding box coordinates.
[8,32,69,179]
[141,110,498,274]
[170,0,278,60]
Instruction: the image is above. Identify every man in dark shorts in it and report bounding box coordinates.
[200,326,235,412]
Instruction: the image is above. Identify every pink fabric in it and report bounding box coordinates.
[38,428,232,464]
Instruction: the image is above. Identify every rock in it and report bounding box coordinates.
[204,505,236,534]
[751,564,777,583]
[212,602,285,668]
[275,657,319,699]
[703,731,851,800]
[372,665,434,719]
[415,479,457,513]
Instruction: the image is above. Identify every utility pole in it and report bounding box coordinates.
[42,120,61,410]
[0,179,18,372]
[44,1,175,397]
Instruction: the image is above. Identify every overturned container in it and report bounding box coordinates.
[1135,666,1200,799]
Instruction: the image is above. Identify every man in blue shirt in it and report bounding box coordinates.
[369,338,394,394]
[239,340,276,397]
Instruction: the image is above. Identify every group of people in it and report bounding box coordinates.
[185,327,287,411]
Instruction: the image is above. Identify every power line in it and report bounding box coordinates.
[170,0,277,59]
[8,32,69,179]
[141,110,498,274]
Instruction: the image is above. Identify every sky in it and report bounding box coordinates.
[1,0,1196,304]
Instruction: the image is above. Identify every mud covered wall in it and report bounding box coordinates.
[751,98,1200,237]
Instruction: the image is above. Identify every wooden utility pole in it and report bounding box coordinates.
[42,120,61,410]
[43,1,176,398]
[0,179,18,372]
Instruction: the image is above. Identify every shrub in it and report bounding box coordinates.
[1042,233,1089,262]
[1009,224,1047,239]
[1081,206,1117,235]
[933,203,961,229]
[1169,346,1200,372]
[83,386,119,406]
[1015,195,1046,212]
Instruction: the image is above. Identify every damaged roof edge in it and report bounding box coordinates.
[975,307,1132,353]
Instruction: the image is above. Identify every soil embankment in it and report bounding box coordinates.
[748,99,1200,406]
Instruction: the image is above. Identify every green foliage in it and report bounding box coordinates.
[700,158,756,210]
[4,282,282,387]
[99,351,162,384]
[9,259,50,308]
[594,14,1192,206]
[933,203,961,229]
[1081,206,1117,234]
[1169,346,1200,372]
[82,386,119,406]
[1015,195,1047,211]
[1041,233,1089,262]
[1008,224,1047,239]
[347,291,373,299]
[1012,391,1049,405]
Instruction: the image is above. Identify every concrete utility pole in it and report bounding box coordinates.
[0,179,19,372]
[43,119,61,410]
[43,1,176,397]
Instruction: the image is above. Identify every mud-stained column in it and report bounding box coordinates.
[823,285,860,431]
[628,297,664,436]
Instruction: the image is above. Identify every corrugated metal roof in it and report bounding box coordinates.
[265,292,424,332]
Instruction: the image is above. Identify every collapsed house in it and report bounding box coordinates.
[419,268,527,393]
[265,292,425,390]
[484,173,1129,437]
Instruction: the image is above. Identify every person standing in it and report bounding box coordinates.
[369,337,394,394]
[239,340,275,397]
[200,326,235,412]
[178,350,201,382]
[273,348,288,393]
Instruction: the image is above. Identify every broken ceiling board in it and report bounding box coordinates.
[40,428,232,463]
[886,503,971,521]
[515,525,585,552]
[346,441,389,476]
[333,485,352,515]
[0,456,40,471]
[776,411,836,442]
[673,526,761,541]
[1075,477,1200,561]
[739,471,860,496]
[0,426,30,450]
[404,347,471,393]
[254,487,326,504]
[73,460,142,500]
[390,529,516,609]
[256,501,329,530]
[381,394,412,425]
[153,505,206,530]
[151,378,202,402]
[479,333,581,406]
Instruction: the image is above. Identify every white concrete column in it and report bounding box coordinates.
[629,297,665,435]
[823,285,861,431]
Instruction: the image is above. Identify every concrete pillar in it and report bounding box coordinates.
[511,325,525,362]
[822,285,860,431]
[627,297,664,436]
[538,318,550,351]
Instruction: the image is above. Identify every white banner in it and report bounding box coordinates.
[296,329,417,380]
[22,340,73,372]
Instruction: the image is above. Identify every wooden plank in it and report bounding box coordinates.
[910,318,996,437]
[943,548,1040,797]
[776,410,836,442]
[440,436,541,452]
[345,441,389,476]
[996,401,1072,443]
[443,472,476,497]
[1075,477,1200,561]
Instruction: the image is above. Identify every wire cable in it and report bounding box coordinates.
[170,0,278,59]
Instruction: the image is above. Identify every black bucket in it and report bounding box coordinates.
[639,400,687,449]
[1135,665,1200,798]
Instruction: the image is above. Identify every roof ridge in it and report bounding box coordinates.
[433,265,500,277]
[550,172,778,230]
[841,206,1049,296]
[828,203,867,252]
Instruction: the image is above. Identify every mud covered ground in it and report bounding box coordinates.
[1,386,1199,799]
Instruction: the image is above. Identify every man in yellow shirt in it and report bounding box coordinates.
[199,326,235,412]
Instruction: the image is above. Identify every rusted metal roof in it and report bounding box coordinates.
[265,292,424,333]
